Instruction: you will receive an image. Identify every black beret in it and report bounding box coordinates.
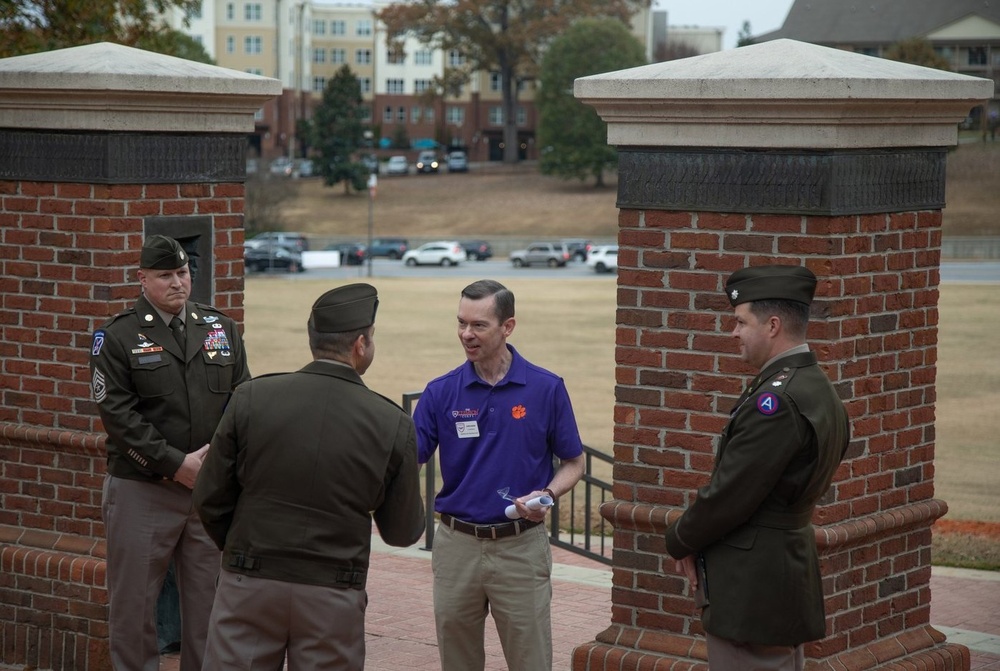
[725,265,817,307]
[140,235,188,270]
[311,283,379,333]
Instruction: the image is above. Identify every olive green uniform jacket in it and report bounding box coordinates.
[90,296,251,479]
[664,351,850,646]
[193,360,425,589]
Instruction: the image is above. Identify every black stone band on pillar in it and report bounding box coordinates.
[0,130,247,184]
[616,147,948,216]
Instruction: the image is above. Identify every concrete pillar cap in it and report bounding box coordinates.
[0,42,282,133]
[575,39,995,149]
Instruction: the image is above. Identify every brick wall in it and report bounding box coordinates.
[573,206,963,670]
[0,178,246,670]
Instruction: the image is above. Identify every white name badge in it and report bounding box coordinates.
[455,421,480,438]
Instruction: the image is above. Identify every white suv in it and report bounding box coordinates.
[586,245,618,273]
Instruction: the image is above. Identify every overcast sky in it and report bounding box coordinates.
[654,0,797,50]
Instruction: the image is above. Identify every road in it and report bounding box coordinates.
[267,260,1000,284]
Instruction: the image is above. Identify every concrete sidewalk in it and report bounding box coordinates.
[155,536,1000,671]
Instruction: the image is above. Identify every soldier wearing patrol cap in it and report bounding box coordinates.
[89,234,250,671]
[194,283,424,671]
[665,265,850,671]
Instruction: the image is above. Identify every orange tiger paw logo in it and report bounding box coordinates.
[511,405,527,419]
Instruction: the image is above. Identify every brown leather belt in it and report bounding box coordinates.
[440,513,541,540]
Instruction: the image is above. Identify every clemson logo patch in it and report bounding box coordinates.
[511,405,526,420]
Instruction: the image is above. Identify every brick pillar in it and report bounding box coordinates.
[0,42,279,670]
[571,40,993,671]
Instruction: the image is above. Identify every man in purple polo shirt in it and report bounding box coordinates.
[413,279,585,671]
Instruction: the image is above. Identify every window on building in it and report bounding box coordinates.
[244,3,262,21]
[313,77,326,92]
[356,48,372,65]
[386,78,405,94]
[968,47,987,65]
[397,106,406,122]
[414,79,433,94]
[516,106,526,126]
[246,68,264,76]
[254,108,264,121]
[226,3,234,20]
[383,106,394,123]
[489,72,502,92]
[312,19,326,35]
[226,36,235,53]
[331,48,346,64]
[446,106,465,125]
[360,106,372,122]
[359,77,372,94]
[411,107,422,123]
[387,46,405,64]
[448,50,466,67]
[357,19,372,36]
[331,20,346,35]
[489,106,503,125]
[189,5,202,19]
[415,49,433,65]
[313,48,326,63]
[244,36,262,54]
[857,47,878,57]
[424,107,434,123]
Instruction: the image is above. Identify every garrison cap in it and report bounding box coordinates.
[140,235,188,270]
[311,283,379,333]
[725,265,817,307]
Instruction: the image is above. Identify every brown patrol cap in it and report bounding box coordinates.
[311,283,379,333]
[140,235,188,270]
[725,265,817,307]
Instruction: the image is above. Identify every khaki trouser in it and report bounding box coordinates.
[706,632,805,671]
[204,570,367,670]
[431,522,552,671]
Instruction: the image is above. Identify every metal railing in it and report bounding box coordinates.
[402,391,613,565]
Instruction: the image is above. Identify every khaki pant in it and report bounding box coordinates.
[431,522,552,671]
[706,632,805,671]
[102,476,219,671]
[203,570,367,670]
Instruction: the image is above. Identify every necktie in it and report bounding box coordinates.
[169,316,185,351]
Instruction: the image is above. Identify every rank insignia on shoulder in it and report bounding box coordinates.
[92,369,107,403]
[756,392,780,416]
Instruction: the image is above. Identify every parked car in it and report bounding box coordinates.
[368,237,409,259]
[586,245,618,273]
[403,241,464,266]
[386,155,409,175]
[447,150,468,173]
[461,240,493,261]
[244,242,304,273]
[561,238,594,261]
[245,232,310,252]
[509,242,572,268]
[269,157,294,177]
[416,150,440,174]
[325,242,367,266]
[293,158,314,178]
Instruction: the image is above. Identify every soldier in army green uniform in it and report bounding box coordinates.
[90,235,250,671]
[665,265,850,671]
[194,283,424,670]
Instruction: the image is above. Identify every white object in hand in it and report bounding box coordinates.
[505,495,554,520]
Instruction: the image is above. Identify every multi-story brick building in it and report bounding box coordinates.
[169,0,663,162]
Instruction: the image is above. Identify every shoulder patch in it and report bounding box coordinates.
[756,392,780,416]
[92,331,106,356]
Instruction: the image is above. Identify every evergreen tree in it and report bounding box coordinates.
[885,37,951,71]
[537,18,646,187]
[309,65,370,194]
